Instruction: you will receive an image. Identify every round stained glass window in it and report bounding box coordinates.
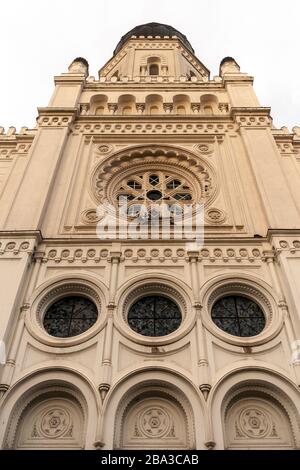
[128,295,182,337]
[211,295,266,337]
[43,296,98,338]
[114,170,194,213]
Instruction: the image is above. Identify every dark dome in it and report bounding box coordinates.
[114,22,194,55]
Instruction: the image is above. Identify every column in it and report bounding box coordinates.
[98,249,121,402]
[187,250,211,399]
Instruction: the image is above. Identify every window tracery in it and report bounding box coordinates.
[128,295,182,337]
[115,169,193,216]
[43,296,98,338]
[211,295,266,337]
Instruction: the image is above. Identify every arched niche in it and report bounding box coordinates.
[147,56,161,76]
[173,94,191,115]
[90,94,108,115]
[101,370,207,450]
[114,384,196,450]
[0,369,100,450]
[4,387,87,449]
[200,94,219,115]
[117,94,136,115]
[209,369,300,449]
[224,388,296,450]
[145,94,163,115]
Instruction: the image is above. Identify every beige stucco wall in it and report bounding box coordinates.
[0,34,300,450]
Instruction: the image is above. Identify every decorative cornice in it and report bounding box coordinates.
[37,107,78,127]
[54,75,87,85]
[231,107,272,127]
[72,119,235,136]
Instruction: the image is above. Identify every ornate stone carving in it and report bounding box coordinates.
[236,407,274,439]
[137,406,171,438]
[4,388,86,449]
[219,103,229,113]
[136,103,145,114]
[38,116,72,127]
[227,249,235,257]
[97,144,112,154]
[39,408,71,438]
[73,121,236,135]
[206,208,226,224]
[91,145,218,211]
[115,389,195,450]
[81,209,101,224]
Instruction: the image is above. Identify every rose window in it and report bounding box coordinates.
[115,170,193,216]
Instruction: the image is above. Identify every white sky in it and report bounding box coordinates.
[1,0,299,130]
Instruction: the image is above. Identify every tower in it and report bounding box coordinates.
[0,22,300,450]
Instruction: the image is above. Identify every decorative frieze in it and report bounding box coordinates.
[0,142,32,160]
[38,116,73,127]
[274,239,300,254]
[235,115,271,127]
[42,247,110,263]
[37,108,76,127]
[73,121,236,135]
[0,239,35,255]
[39,245,266,265]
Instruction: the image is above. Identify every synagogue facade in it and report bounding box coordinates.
[0,23,300,449]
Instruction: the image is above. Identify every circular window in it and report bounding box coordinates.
[128,295,182,337]
[43,296,98,338]
[115,170,194,212]
[211,295,266,337]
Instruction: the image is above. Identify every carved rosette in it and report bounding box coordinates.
[32,408,73,439]
[205,207,226,224]
[235,407,277,440]
[136,407,172,438]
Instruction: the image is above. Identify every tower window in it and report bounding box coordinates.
[128,295,182,337]
[149,64,159,76]
[211,295,266,337]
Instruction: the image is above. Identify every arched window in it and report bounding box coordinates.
[43,296,98,338]
[211,295,266,337]
[149,63,159,75]
[128,295,182,337]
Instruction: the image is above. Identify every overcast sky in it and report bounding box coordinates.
[1,0,299,131]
